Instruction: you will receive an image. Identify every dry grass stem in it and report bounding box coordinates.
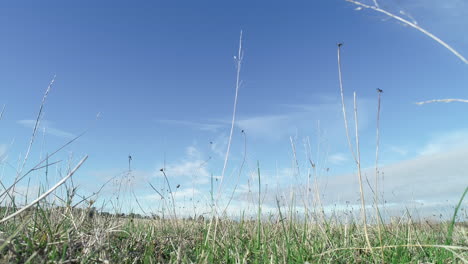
[346,0,468,64]
[0,155,88,223]
[337,43,372,254]
[353,92,373,254]
[217,30,243,200]
[337,44,357,161]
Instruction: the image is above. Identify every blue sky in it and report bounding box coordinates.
[0,0,467,218]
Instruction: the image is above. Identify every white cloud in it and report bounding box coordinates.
[325,147,467,210]
[209,133,228,158]
[17,120,75,139]
[235,97,372,141]
[236,114,296,140]
[418,129,468,156]
[173,187,201,199]
[164,160,209,179]
[157,119,223,132]
[328,153,349,165]
[229,144,468,219]
[157,96,373,143]
[161,146,212,185]
[186,146,202,159]
[386,145,409,156]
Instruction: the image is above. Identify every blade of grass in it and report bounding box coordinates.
[446,186,468,245]
[0,155,87,224]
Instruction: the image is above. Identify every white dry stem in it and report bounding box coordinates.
[353,92,372,253]
[415,98,468,105]
[217,30,243,201]
[9,76,56,201]
[346,0,468,64]
[20,76,56,174]
[0,155,87,224]
[337,45,357,161]
[290,136,300,177]
[337,43,372,253]
[375,89,384,260]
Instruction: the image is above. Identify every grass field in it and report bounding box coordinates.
[1,1,468,263]
[0,203,467,263]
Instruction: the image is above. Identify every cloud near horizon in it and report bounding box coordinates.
[17,120,75,139]
[230,130,468,218]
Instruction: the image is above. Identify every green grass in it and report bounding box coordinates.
[0,205,466,263]
[1,2,467,262]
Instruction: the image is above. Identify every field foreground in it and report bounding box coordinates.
[0,206,467,263]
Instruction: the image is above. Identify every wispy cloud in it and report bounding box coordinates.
[173,187,201,199]
[209,133,228,158]
[236,114,296,140]
[230,144,468,218]
[386,145,409,157]
[17,120,75,139]
[418,129,468,156]
[157,96,373,143]
[157,119,223,132]
[235,97,373,141]
[328,153,349,165]
[160,146,212,185]
[86,169,154,193]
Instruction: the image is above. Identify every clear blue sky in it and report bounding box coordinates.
[0,0,467,217]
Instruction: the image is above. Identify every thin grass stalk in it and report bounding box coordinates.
[0,155,87,224]
[217,30,243,200]
[289,136,300,177]
[275,197,290,261]
[337,43,372,253]
[160,169,177,221]
[304,137,312,220]
[337,44,357,161]
[346,0,468,64]
[19,76,55,176]
[257,161,262,251]
[9,77,55,207]
[375,88,384,260]
[206,30,243,253]
[353,92,373,254]
[446,186,468,245]
[0,130,85,200]
[223,130,247,214]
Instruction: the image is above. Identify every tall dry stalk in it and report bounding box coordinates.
[352,92,372,253]
[223,129,247,214]
[160,168,177,221]
[336,43,372,253]
[217,30,243,201]
[205,30,243,250]
[375,88,384,260]
[337,44,357,162]
[346,0,468,64]
[10,76,56,204]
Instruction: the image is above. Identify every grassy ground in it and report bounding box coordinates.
[1,1,468,262]
[0,205,466,263]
